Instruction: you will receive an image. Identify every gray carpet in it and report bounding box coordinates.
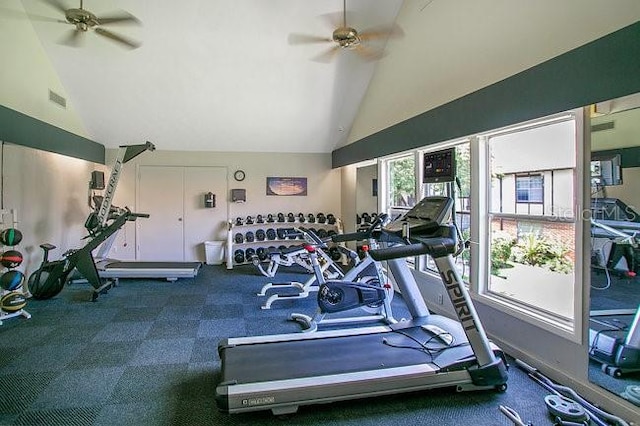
[0,264,595,425]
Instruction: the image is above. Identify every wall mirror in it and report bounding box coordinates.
[589,92,640,406]
[355,161,378,232]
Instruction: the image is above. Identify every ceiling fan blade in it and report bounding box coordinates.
[95,27,140,49]
[58,28,84,47]
[95,11,140,26]
[40,0,68,15]
[0,6,62,23]
[288,33,332,45]
[311,45,340,63]
[359,24,404,42]
[354,44,385,62]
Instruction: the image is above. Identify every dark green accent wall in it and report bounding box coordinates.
[332,21,640,168]
[0,104,105,164]
[593,147,640,169]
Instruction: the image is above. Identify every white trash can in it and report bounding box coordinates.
[204,241,225,265]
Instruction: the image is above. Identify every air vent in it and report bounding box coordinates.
[48,90,67,108]
[591,121,614,132]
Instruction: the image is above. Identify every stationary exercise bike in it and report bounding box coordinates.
[256,228,354,309]
[290,214,397,332]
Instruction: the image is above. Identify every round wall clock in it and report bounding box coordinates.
[233,170,246,182]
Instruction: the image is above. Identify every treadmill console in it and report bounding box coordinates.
[383,196,453,236]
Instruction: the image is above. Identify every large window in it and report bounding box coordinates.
[485,115,578,323]
[376,112,582,335]
[386,154,416,218]
[420,142,471,279]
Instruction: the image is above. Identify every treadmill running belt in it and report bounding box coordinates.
[104,262,201,269]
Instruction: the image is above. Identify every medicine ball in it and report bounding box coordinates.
[0,250,23,268]
[266,228,277,241]
[256,214,265,224]
[245,231,255,243]
[326,214,336,225]
[277,213,285,223]
[0,291,26,312]
[234,249,245,264]
[328,230,337,237]
[267,214,275,223]
[287,213,295,223]
[235,217,244,226]
[0,270,25,291]
[317,213,326,224]
[234,233,244,244]
[297,212,306,223]
[255,229,266,241]
[317,229,328,239]
[246,216,254,225]
[28,270,65,300]
[0,228,22,246]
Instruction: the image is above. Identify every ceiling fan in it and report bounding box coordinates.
[288,0,403,63]
[41,0,141,49]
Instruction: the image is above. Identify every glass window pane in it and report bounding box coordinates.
[388,156,416,209]
[487,119,576,320]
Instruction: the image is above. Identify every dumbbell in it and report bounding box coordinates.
[245,248,256,261]
[234,249,245,264]
[245,231,255,243]
[257,247,268,261]
[234,232,244,244]
[297,212,306,223]
[277,212,285,223]
[276,228,288,240]
[317,213,326,224]
[255,229,266,241]
[266,228,277,240]
[328,246,342,261]
[287,212,295,222]
[326,213,336,225]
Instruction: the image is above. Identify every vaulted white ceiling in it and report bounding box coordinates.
[7,1,640,154]
[17,0,403,152]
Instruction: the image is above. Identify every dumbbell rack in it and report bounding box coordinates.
[225,213,343,269]
[0,209,31,326]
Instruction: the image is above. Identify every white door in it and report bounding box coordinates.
[137,165,228,262]
[184,167,228,261]
[137,166,185,261]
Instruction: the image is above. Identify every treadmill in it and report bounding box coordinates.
[86,142,201,285]
[215,196,508,415]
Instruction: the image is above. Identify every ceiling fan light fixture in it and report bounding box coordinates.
[333,27,360,49]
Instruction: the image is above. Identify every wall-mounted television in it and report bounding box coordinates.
[591,152,622,186]
[423,148,456,183]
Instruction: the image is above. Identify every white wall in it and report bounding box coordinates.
[0,0,87,137]
[107,148,341,260]
[1,143,101,279]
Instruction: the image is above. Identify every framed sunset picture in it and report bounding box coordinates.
[266,177,307,196]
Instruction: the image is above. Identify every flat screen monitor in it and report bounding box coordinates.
[423,148,456,183]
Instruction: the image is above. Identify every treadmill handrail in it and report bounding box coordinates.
[370,225,458,261]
